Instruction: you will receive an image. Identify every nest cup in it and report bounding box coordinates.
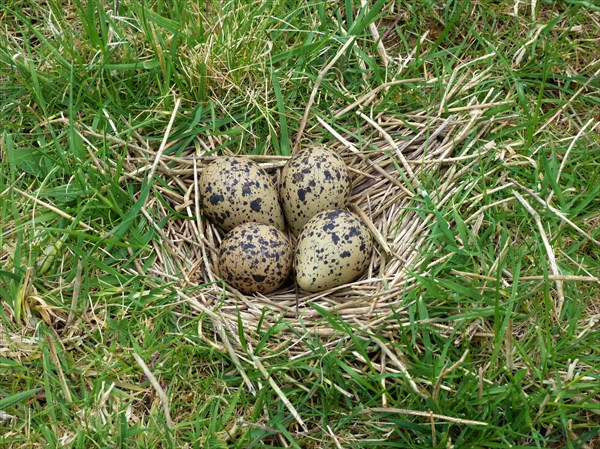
[156,113,480,342]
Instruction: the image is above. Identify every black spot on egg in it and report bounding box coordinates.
[348,226,360,237]
[242,183,253,195]
[250,198,262,212]
[323,222,335,231]
[242,242,256,251]
[210,194,224,205]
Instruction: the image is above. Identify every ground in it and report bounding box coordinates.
[1,1,599,448]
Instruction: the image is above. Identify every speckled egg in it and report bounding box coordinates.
[280,147,351,236]
[295,209,373,292]
[218,222,293,294]
[199,157,285,232]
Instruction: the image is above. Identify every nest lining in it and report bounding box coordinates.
[144,111,487,340]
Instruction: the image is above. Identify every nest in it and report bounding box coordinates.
[144,111,488,345]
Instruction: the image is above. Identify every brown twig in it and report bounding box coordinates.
[513,191,565,318]
[132,352,174,429]
[510,178,600,248]
[433,350,469,402]
[366,407,488,426]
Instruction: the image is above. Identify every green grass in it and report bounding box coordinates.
[1,0,599,448]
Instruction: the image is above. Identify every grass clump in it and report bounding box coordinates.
[1,1,599,448]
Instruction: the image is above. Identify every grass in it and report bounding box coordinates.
[1,0,599,448]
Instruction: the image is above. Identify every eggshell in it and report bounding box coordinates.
[200,157,285,232]
[218,222,292,294]
[295,209,373,292]
[280,147,351,236]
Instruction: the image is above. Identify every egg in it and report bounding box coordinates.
[199,157,285,232]
[218,222,293,294]
[294,209,373,292]
[280,147,351,236]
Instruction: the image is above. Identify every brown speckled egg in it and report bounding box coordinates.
[295,209,373,292]
[280,147,351,236]
[218,222,293,294]
[200,157,285,232]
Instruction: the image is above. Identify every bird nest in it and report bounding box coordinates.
[146,110,488,346]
